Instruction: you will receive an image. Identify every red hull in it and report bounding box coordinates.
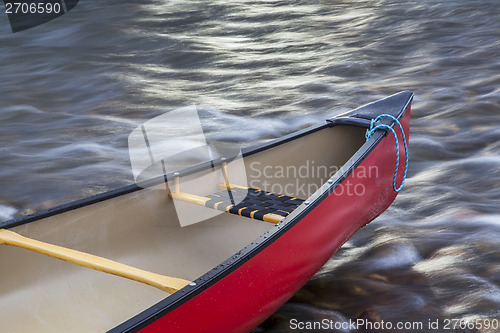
[139,106,411,333]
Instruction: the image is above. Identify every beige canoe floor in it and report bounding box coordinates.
[0,126,365,332]
[0,188,272,332]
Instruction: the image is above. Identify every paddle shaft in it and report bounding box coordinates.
[0,229,191,294]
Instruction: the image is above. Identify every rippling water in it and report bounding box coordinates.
[1,0,500,332]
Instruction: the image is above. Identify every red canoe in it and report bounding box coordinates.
[0,91,413,332]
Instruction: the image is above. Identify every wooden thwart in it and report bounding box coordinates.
[170,191,213,207]
[0,229,191,294]
[170,169,304,224]
[170,191,285,224]
[170,161,304,224]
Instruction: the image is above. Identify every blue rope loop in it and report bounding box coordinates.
[365,114,408,192]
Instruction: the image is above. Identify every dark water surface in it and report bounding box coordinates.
[1,0,500,332]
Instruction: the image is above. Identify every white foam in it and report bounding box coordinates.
[0,204,17,222]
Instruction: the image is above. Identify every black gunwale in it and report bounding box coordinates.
[0,124,328,230]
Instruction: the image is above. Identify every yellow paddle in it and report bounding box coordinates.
[0,229,191,294]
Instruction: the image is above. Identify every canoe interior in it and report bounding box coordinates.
[0,124,366,332]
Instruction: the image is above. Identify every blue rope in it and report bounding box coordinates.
[365,114,408,192]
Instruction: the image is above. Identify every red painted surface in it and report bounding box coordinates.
[139,106,411,333]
